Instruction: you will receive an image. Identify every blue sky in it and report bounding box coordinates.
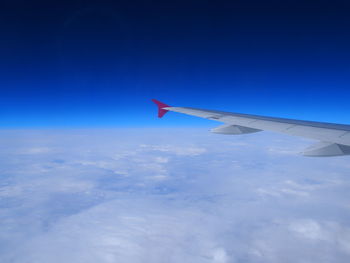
[1,0,350,127]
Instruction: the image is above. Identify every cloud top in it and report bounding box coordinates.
[0,129,349,262]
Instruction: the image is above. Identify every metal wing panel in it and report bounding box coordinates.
[338,132,350,143]
[165,106,350,146]
[220,116,263,126]
[283,125,347,142]
[242,120,295,132]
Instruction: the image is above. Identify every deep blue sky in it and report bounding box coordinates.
[1,0,350,127]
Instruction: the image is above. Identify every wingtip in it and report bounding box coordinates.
[151,99,170,118]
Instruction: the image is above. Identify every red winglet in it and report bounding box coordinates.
[152,99,170,118]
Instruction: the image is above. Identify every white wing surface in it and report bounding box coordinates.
[152,99,350,157]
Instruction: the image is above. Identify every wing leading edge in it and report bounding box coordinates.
[152,99,350,157]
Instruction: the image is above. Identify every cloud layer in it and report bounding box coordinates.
[0,128,349,262]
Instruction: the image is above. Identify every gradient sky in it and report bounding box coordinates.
[1,0,350,127]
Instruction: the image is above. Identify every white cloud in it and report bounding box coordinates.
[289,219,328,240]
[139,144,207,156]
[0,129,349,262]
[211,248,230,263]
[20,147,52,154]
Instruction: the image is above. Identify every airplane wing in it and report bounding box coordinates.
[152,99,350,157]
